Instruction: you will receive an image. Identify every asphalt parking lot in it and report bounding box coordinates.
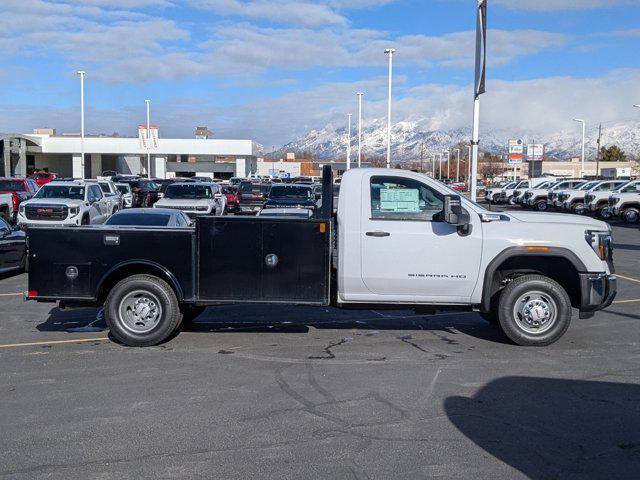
[1,217,639,479]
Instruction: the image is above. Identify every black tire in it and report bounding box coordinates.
[104,274,182,347]
[535,201,548,212]
[599,206,613,220]
[571,203,585,215]
[622,208,640,224]
[181,305,206,325]
[497,274,572,346]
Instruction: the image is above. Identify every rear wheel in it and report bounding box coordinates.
[105,274,181,346]
[497,275,572,346]
[622,207,640,224]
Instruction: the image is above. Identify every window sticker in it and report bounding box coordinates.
[380,188,420,212]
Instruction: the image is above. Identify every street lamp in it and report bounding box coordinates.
[454,148,460,182]
[573,118,586,178]
[438,152,443,179]
[76,71,86,179]
[145,99,151,179]
[357,92,364,168]
[384,48,396,169]
[346,113,352,170]
[444,150,450,180]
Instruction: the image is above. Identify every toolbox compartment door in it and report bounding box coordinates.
[197,216,330,305]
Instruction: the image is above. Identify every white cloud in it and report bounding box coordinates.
[494,0,637,11]
[189,0,348,26]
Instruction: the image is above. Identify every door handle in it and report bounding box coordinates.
[366,231,390,237]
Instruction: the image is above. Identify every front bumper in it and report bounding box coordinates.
[579,273,617,313]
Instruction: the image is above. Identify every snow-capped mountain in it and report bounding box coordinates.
[275,119,640,163]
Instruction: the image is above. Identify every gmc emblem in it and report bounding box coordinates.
[37,208,53,214]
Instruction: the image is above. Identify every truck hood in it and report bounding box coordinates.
[24,198,85,207]
[506,211,609,230]
[155,198,211,207]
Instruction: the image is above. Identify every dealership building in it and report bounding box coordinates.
[0,129,260,179]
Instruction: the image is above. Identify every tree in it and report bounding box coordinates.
[600,145,626,162]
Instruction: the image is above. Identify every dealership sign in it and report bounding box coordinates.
[508,139,523,164]
[527,144,544,161]
[138,125,159,150]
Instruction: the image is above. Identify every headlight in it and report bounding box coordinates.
[585,230,612,261]
[69,206,80,217]
[19,204,26,215]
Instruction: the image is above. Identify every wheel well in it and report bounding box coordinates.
[485,255,581,310]
[622,203,640,211]
[97,263,182,303]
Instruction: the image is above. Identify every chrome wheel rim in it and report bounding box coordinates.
[118,290,162,334]
[512,291,557,335]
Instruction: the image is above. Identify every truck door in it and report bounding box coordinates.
[360,174,483,301]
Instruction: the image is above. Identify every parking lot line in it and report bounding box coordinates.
[0,292,22,297]
[0,337,109,349]
[616,274,640,284]
[613,298,640,304]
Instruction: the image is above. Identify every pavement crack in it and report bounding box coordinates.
[308,337,350,360]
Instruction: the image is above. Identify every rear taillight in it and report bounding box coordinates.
[27,290,38,298]
[11,192,19,212]
[235,193,241,203]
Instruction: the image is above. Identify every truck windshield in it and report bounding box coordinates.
[98,183,111,193]
[579,182,600,191]
[0,180,26,191]
[116,184,131,194]
[269,186,312,199]
[165,184,213,199]
[34,185,85,200]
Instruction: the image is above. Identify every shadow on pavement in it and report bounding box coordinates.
[36,304,510,344]
[445,376,640,480]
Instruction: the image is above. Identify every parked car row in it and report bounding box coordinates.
[488,177,640,224]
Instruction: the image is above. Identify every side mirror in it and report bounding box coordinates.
[443,195,472,235]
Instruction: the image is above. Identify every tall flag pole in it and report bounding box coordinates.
[470,0,487,201]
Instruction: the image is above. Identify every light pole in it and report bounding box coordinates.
[444,150,450,180]
[357,92,364,168]
[76,71,86,179]
[438,153,443,179]
[145,99,151,179]
[431,155,435,178]
[467,145,471,184]
[384,48,396,169]
[454,148,460,182]
[346,113,352,170]
[573,118,586,178]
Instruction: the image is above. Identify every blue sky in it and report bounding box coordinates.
[1,0,639,146]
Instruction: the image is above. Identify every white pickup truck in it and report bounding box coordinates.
[17,181,112,226]
[586,180,638,219]
[609,186,640,223]
[25,167,616,348]
[154,182,226,217]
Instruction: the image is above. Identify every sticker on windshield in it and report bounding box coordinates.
[380,188,420,212]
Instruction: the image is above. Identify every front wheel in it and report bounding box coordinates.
[497,275,572,346]
[105,274,182,346]
[622,208,640,224]
[571,203,586,215]
[599,206,613,220]
[535,201,548,212]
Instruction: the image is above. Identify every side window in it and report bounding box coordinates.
[28,180,38,192]
[92,185,103,200]
[370,176,443,221]
[624,183,639,193]
[87,187,95,203]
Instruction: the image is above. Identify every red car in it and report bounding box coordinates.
[30,171,57,187]
[0,178,40,219]
[221,185,239,213]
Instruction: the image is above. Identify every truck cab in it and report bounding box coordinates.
[25,168,616,348]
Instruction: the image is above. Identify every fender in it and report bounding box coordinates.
[481,246,587,312]
[96,260,185,301]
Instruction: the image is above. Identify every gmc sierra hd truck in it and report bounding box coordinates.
[25,167,616,347]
